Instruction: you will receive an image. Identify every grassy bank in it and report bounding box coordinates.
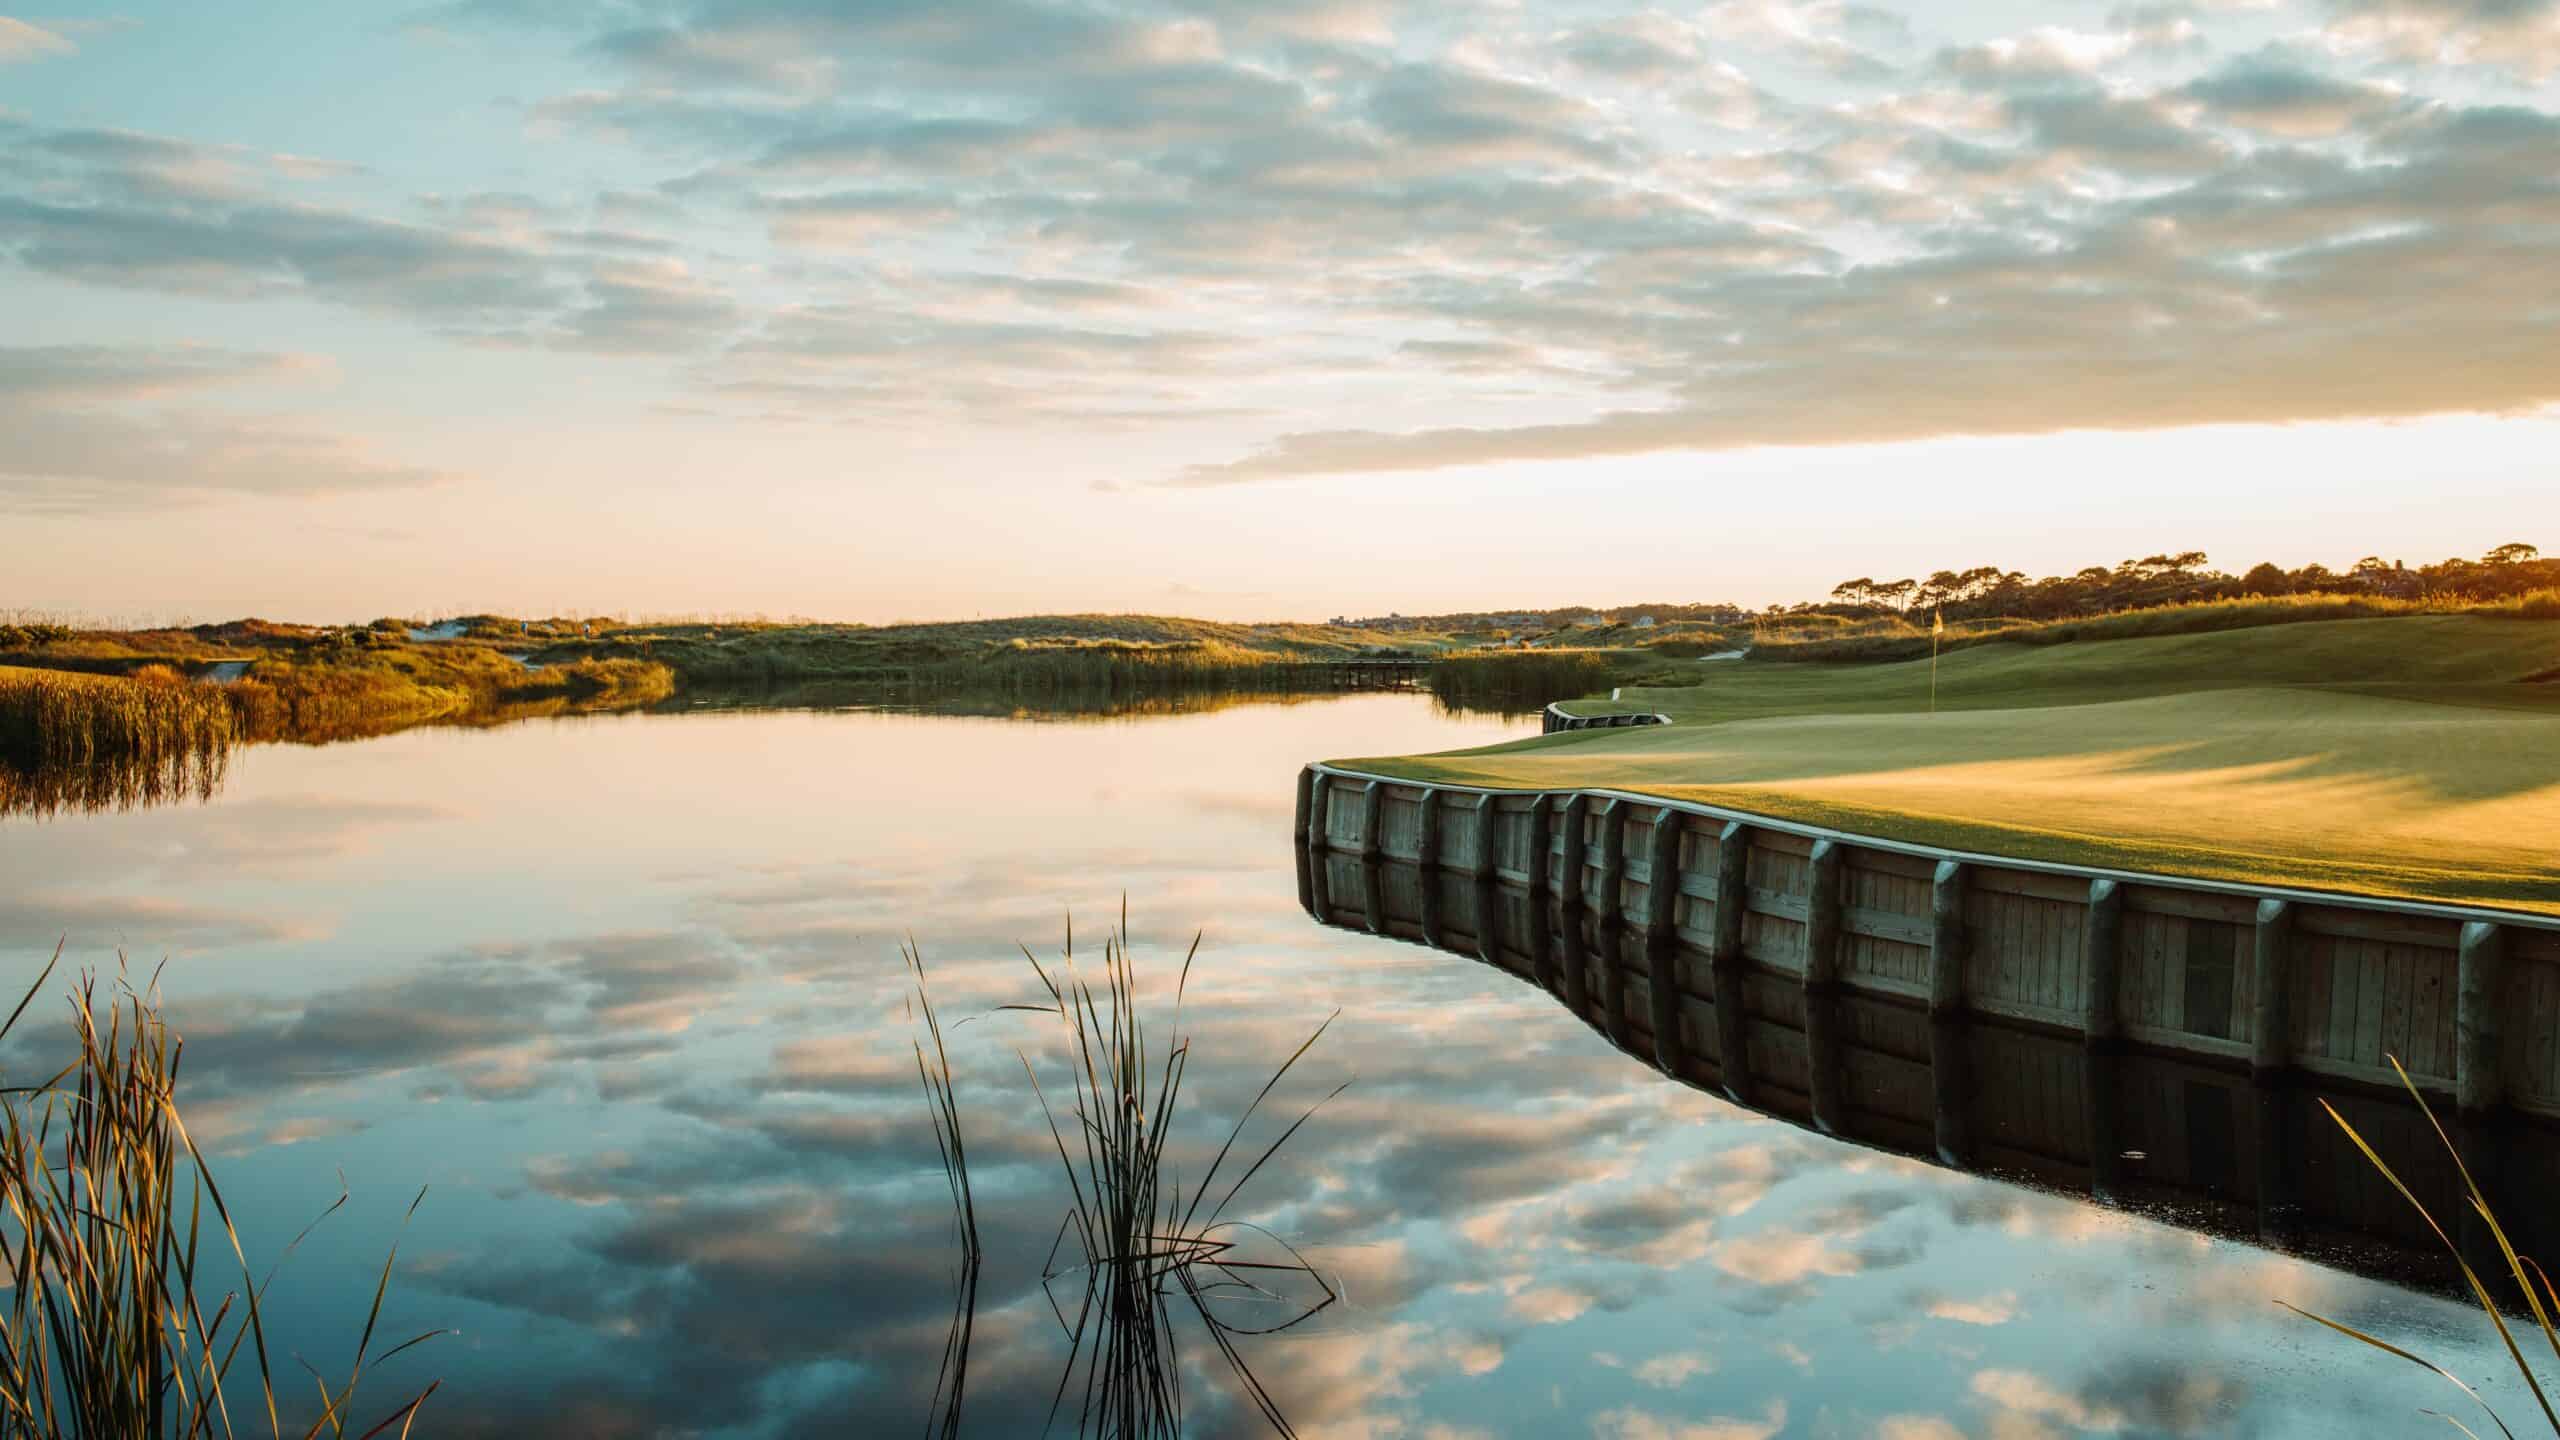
[1338,616,2560,914]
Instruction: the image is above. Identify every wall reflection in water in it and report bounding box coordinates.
[1302,847,2560,1299]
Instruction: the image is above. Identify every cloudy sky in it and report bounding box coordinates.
[6,0,2557,621]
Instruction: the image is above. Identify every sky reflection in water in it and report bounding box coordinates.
[0,695,2537,1438]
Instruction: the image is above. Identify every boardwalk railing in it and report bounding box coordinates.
[1295,764,2560,1119]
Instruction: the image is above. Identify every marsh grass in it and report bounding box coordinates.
[0,951,444,1438]
[0,668,232,773]
[1428,651,1616,711]
[914,920,1344,1438]
[2286,1057,2560,1437]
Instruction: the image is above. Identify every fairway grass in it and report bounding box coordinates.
[1343,618,2560,915]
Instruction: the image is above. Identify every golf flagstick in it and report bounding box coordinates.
[1931,607,1943,715]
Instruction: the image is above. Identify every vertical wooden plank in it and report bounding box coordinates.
[1292,767,1316,844]
[2252,899,2293,1075]
[2327,936,2361,1067]
[2084,879,2124,1048]
[1416,787,1442,871]
[1471,793,1499,882]
[1358,779,1385,862]
[1304,773,1331,853]
[2354,942,2386,1069]
[1804,839,1844,990]
[1930,861,1968,1019]
[2459,922,2507,1114]
[2381,942,2413,1072]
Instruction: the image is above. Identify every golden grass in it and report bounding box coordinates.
[0,953,442,1437]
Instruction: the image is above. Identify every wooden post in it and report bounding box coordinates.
[2083,878,2124,1049]
[1930,1014,1972,1167]
[1360,855,1387,937]
[1804,839,1843,990]
[1713,961,1752,1106]
[1929,862,1968,1020]
[1418,864,1443,948]
[1595,798,1626,921]
[1710,822,1752,1105]
[2251,899,2292,1075]
[1712,821,1749,967]
[1643,812,1687,1080]
[1554,868,1591,1015]
[1416,787,1442,870]
[1306,773,1331,853]
[1293,767,1316,844]
[2254,1078,2300,1248]
[1294,834,1317,919]
[1358,779,1385,863]
[2084,1043,2123,1205]
[1557,793,1590,915]
[1526,794,1553,908]
[1593,799,1630,1047]
[1805,984,1843,1136]
[1307,843,1332,920]
[1471,793,1499,882]
[1473,876,1502,969]
[2459,921,2507,1115]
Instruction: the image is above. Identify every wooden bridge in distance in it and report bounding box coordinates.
[1317,657,1432,689]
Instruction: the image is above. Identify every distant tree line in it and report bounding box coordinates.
[1813,543,2552,623]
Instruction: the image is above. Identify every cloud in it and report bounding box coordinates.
[0,15,71,61]
[1591,1398,1787,1440]
[2182,51,2407,136]
[0,345,447,514]
[0,892,320,952]
[2324,0,2560,79]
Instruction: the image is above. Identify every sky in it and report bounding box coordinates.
[3,0,2557,624]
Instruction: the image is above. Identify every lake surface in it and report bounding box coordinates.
[0,692,2539,1438]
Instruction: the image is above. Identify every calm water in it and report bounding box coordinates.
[0,694,2537,1438]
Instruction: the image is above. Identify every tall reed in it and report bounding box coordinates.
[0,668,231,774]
[915,918,1344,1438]
[2285,1056,2560,1437]
[1428,651,1615,712]
[0,951,443,1438]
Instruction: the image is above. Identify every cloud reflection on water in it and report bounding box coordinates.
[0,695,2540,1437]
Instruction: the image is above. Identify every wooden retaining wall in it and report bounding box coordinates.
[1299,846,2560,1294]
[1295,764,2560,1119]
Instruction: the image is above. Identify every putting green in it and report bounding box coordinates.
[1340,619,2560,914]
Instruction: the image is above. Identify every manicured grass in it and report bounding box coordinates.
[1337,617,2560,914]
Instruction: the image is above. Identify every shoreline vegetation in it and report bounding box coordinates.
[8,547,2559,825]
